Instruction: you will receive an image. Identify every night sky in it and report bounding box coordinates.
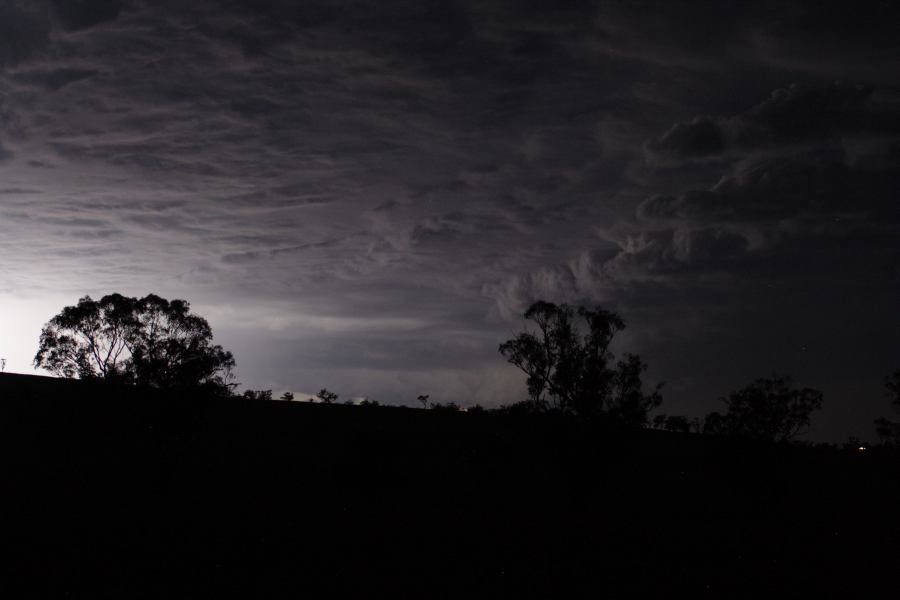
[1,0,898,441]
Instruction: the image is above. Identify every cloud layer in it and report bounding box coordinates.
[1,0,898,439]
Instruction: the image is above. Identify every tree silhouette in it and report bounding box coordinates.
[34,293,235,392]
[280,392,294,401]
[34,294,138,380]
[874,369,900,445]
[317,388,338,404]
[128,294,234,391]
[499,301,662,423]
[703,375,823,442]
[608,353,663,427]
[417,394,429,409]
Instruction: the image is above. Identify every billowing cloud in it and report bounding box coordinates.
[625,82,900,293]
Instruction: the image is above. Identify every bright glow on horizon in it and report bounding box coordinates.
[0,293,76,376]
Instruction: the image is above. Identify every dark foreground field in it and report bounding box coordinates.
[1,373,897,598]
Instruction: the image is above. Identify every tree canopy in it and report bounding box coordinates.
[499,301,662,425]
[34,293,136,381]
[34,293,235,393]
[703,375,823,442]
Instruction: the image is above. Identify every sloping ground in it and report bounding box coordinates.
[1,372,897,598]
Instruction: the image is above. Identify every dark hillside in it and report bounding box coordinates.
[1,373,897,598]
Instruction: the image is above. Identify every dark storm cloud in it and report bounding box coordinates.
[0,2,49,67]
[0,0,124,67]
[11,66,99,91]
[498,81,900,312]
[1,0,898,437]
[749,1,900,83]
[646,118,725,159]
[50,0,123,31]
[638,152,890,225]
[633,86,900,274]
[646,83,900,162]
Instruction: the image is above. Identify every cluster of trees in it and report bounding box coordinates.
[500,301,900,447]
[241,388,386,406]
[34,294,235,394]
[498,301,830,444]
[652,375,827,444]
